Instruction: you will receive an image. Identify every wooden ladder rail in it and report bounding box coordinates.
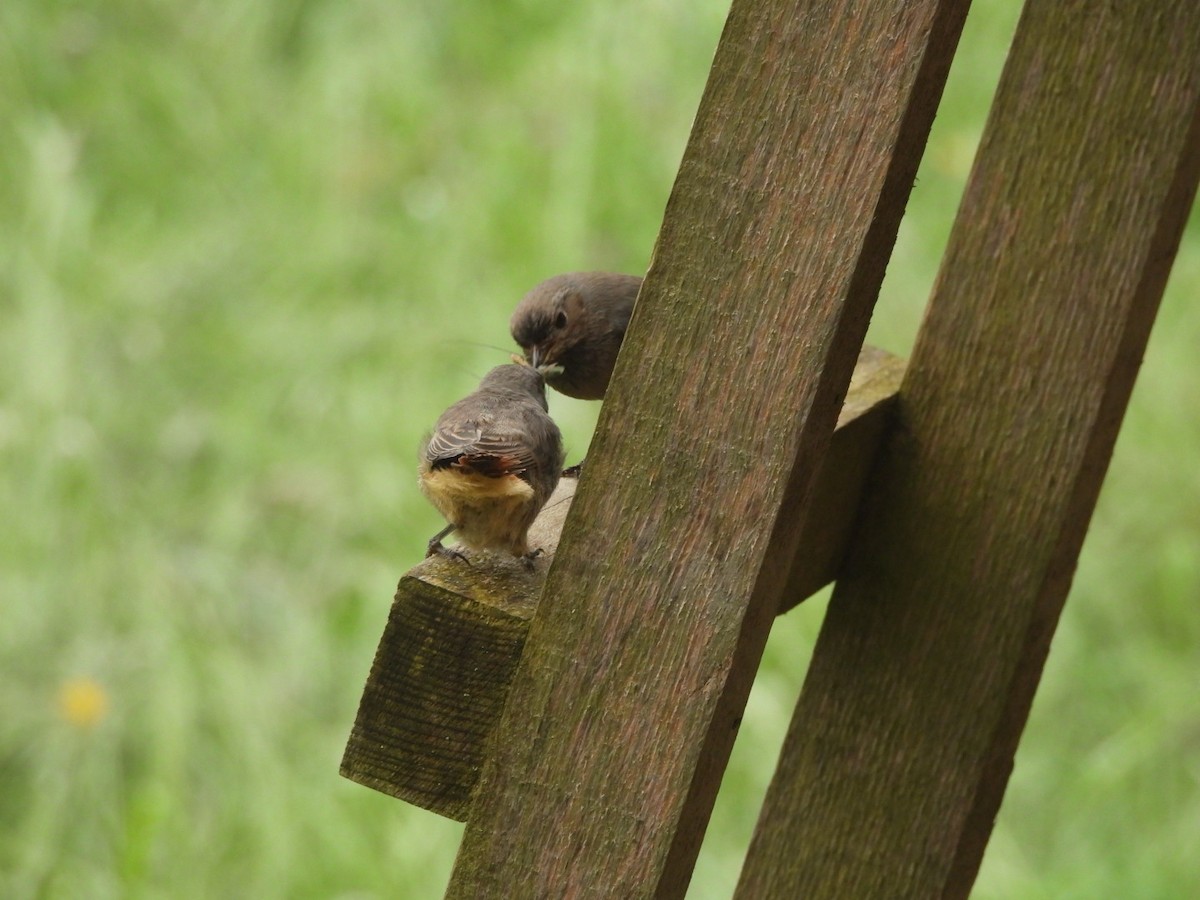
[447,0,970,895]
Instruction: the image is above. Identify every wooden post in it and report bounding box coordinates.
[735,2,1200,897]
[340,349,903,820]
[445,1,971,897]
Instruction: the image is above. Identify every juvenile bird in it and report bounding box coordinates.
[509,272,641,401]
[419,363,564,563]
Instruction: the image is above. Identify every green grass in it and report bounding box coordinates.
[2,1,1197,897]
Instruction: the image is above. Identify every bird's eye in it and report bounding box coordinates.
[554,311,568,329]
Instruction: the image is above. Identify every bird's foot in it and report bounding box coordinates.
[427,538,470,565]
[520,547,544,571]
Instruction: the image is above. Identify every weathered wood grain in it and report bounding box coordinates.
[340,348,904,820]
[445,1,970,896]
[337,535,549,822]
[736,2,1200,897]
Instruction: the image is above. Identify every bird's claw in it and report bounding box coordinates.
[427,540,470,565]
[520,547,544,571]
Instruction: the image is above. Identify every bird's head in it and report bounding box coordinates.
[510,281,587,372]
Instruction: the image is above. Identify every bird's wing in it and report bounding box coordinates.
[425,418,538,480]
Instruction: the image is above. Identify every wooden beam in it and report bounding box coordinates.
[735,2,1200,897]
[445,0,971,896]
[780,348,906,610]
[340,348,904,820]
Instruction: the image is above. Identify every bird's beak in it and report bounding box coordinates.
[530,346,542,368]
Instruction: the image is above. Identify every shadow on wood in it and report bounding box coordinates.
[340,347,905,821]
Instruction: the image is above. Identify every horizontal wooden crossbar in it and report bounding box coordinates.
[340,347,904,820]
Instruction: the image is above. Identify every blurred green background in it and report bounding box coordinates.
[2,0,1197,897]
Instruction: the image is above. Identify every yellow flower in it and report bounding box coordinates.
[57,676,110,729]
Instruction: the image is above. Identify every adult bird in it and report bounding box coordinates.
[509,272,642,401]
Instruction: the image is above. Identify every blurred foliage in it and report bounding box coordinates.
[1,0,1196,897]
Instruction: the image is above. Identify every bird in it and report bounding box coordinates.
[419,362,564,564]
[509,272,642,401]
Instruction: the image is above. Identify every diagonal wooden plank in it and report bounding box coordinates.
[736,2,1200,897]
[446,1,971,897]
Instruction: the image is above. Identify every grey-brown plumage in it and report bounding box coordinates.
[419,363,564,562]
[510,272,641,400]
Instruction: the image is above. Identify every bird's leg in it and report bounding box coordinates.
[425,523,455,555]
[426,524,470,564]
